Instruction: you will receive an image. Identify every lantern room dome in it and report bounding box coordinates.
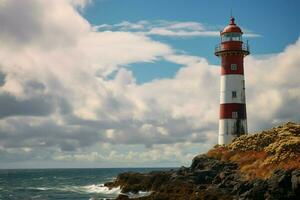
[221,17,242,35]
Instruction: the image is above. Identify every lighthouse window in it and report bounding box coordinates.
[221,33,231,42]
[232,91,237,98]
[232,112,238,119]
[231,64,237,70]
[221,33,242,42]
[232,33,242,41]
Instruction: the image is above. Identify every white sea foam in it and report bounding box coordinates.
[34,187,48,191]
[124,191,152,199]
[29,184,121,195]
[80,184,121,194]
[30,184,151,199]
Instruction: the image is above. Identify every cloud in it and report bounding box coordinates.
[52,142,202,167]
[0,70,6,86]
[0,0,299,168]
[0,92,55,118]
[96,20,261,38]
[245,38,300,131]
[68,0,93,10]
[0,0,44,45]
[0,0,91,49]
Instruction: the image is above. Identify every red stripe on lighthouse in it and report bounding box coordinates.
[221,55,244,75]
[220,103,247,119]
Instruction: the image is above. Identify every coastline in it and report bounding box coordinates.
[105,122,300,200]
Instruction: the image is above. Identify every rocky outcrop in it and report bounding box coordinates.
[107,156,299,199]
[106,122,300,199]
[106,155,237,200]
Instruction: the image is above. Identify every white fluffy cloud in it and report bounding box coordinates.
[96,20,261,38]
[68,0,92,10]
[0,0,299,168]
[245,39,300,131]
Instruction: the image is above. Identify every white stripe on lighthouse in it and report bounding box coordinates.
[220,74,246,104]
[218,119,248,145]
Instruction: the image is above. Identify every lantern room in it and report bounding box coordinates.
[215,17,249,57]
[221,17,243,42]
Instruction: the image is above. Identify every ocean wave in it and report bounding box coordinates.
[34,187,48,191]
[25,184,151,198]
[17,187,49,192]
[123,191,152,199]
[80,184,121,194]
[26,184,121,195]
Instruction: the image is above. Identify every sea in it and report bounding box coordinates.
[0,168,173,200]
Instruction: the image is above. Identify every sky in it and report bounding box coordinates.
[0,0,299,169]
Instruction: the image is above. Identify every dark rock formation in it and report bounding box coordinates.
[106,154,299,200]
[291,169,300,195]
[106,122,300,199]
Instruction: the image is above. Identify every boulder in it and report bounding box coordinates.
[291,169,300,195]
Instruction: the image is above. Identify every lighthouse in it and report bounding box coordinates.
[215,17,250,145]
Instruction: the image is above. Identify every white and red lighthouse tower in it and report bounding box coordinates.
[215,17,250,145]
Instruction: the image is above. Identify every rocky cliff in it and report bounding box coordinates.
[105,122,300,200]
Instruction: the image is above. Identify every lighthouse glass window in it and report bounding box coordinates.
[231,64,237,70]
[221,34,230,42]
[232,91,237,98]
[232,112,238,119]
[221,33,242,42]
[231,33,242,41]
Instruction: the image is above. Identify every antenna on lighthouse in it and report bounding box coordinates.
[230,0,234,18]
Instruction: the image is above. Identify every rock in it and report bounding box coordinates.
[191,154,238,173]
[218,173,241,189]
[291,169,300,195]
[115,194,129,200]
[239,179,268,200]
[232,181,253,195]
[106,122,300,200]
[267,169,291,190]
[193,169,217,184]
[191,154,217,170]
[176,166,189,175]
[264,169,293,199]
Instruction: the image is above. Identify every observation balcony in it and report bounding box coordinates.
[215,43,250,56]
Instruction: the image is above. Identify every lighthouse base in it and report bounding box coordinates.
[218,119,247,145]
